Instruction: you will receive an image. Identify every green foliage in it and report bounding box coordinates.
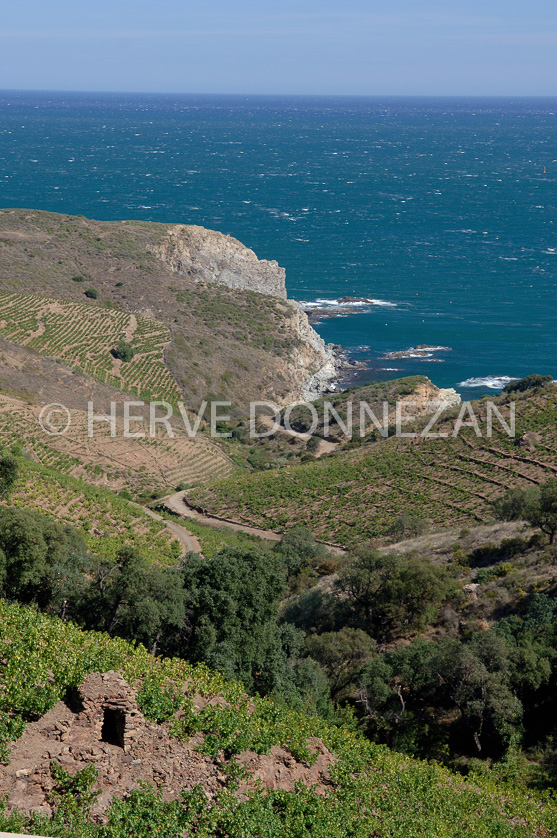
[305,629,375,699]
[189,388,557,546]
[495,479,557,544]
[6,456,180,564]
[273,525,329,580]
[0,602,557,838]
[0,710,25,763]
[493,486,538,521]
[359,632,524,759]
[49,761,101,823]
[0,505,319,707]
[181,546,301,695]
[0,504,188,656]
[72,274,85,282]
[0,452,18,500]
[306,435,321,453]
[0,600,555,836]
[77,546,188,654]
[84,287,99,299]
[528,478,557,544]
[174,696,316,763]
[504,374,554,393]
[156,509,266,559]
[137,673,185,723]
[388,511,429,541]
[0,505,89,606]
[112,337,135,363]
[336,545,455,637]
[0,289,183,406]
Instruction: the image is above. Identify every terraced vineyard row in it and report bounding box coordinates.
[189,391,557,546]
[0,291,182,404]
[0,395,233,494]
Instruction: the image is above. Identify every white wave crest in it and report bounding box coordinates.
[457,376,518,390]
[301,297,397,309]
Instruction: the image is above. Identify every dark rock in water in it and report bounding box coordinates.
[337,296,372,304]
[382,345,452,360]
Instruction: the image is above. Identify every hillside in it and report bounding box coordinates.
[2,207,557,833]
[0,208,337,409]
[0,386,232,496]
[0,455,184,564]
[0,600,555,836]
[188,386,557,545]
[0,208,343,495]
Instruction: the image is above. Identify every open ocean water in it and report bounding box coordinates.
[1,91,556,398]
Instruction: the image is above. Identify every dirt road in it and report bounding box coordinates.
[163,491,282,542]
[162,491,345,555]
[137,502,202,555]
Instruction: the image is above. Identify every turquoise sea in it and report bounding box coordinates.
[1,92,556,397]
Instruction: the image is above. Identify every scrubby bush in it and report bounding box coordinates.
[112,338,135,363]
[495,480,557,544]
[0,451,18,499]
[306,435,321,453]
[84,288,98,299]
[503,374,553,393]
[336,545,454,637]
[388,512,429,541]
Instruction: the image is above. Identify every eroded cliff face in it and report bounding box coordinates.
[154,224,339,402]
[154,224,288,299]
[396,382,461,422]
[283,302,339,401]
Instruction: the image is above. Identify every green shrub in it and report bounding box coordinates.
[84,288,98,299]
[112,338,135,363]
[504,374,553,393]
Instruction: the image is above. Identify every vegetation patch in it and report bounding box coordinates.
[2,456,181,564]
[0,290,182,404]
[189,389,557,545]
[0,600,555,837]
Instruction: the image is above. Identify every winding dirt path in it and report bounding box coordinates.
[256,414,339,457]
[163,491,282,543]
[162,491,345,555]
[135,501,202,555]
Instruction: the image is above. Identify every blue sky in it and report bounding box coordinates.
[1,0,556,95]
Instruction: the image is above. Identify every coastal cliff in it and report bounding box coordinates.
[0,209,339,407]
[154,224,288,299]
[153,221,339,402]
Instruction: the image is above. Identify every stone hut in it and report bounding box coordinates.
[75,671,141,753]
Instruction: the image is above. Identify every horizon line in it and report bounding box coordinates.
[2,88,557,99]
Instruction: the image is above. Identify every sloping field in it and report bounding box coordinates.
[2,457,183,564]
[0,394,233,494]
[1,600,555,836]
[0,291,181,404]
[0,210,327,410]
[189,389,557,546]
